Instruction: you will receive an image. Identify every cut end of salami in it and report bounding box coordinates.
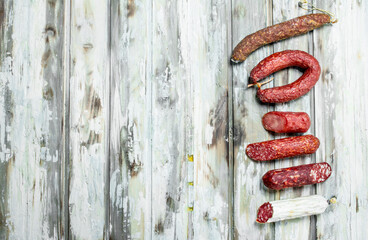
[262,112,287,133]
[256,202,273,223]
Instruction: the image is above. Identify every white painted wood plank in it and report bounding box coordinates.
[109,0,152,239]
[314,1,368,239]
[0,0,64,239]
[272,2,315,240]
[68,0,109,239]
[232,0,275,239]
[151,0,189,239]
[0,0,63,239]
[187,0,232,239]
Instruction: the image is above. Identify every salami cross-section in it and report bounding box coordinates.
[262,162,332,190]
[246,135,320,161]
[250,50,321,103]
[256,195,333,223]
[262,111,311,133]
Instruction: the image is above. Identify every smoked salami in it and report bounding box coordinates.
[262,162,332,190]
[231,14,332,63]
[246,135,320,161]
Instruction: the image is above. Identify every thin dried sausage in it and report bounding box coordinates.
[262,162,332,190]
[262,111,311,133]
[256,195,334,223]
[231,14,331,63]
[250,50,321,103]
[246,135,320,161]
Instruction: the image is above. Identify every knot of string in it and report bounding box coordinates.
[298,0,338,23]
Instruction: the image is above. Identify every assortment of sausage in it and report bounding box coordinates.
[231,5,337,224]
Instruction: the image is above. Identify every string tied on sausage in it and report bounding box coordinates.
[298,0,338,24]
[248,77,274,88]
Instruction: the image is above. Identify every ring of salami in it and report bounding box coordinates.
[250,50,321,103]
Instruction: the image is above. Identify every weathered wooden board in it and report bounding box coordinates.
[314,1,368,240]
[0,0,64,239]
[151,0,190,239]
[188,0,232,239]
[109,0,152,239]
[232,0,275,239]
[68,0,109,239]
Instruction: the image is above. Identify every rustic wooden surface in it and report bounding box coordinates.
[0,0,367,239]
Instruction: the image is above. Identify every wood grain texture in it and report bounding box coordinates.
[1,0,368,239]
[232,0,275,239]
[68,0,109,239]
[314,1,368,240]
[272,2,316,240]
[151,0,189,239]
[109,0,152,239]
[0,0,64,239]
[189,0,231,239]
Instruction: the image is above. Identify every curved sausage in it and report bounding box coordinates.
[250,50,321,103]
[256,195,332,223]
[262,111,311,133]
[246,135,320,161]
[262,162,332,190]
[231,14,331,63]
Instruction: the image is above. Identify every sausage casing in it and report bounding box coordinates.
[256,195,330,223]
[246,135,320,161]
[251,50,321,103]
[262,162,332,190]
[262,111,311,133]
[231,14,331,63]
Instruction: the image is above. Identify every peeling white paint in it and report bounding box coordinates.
[205,124,214,145]
[68,0,109,239]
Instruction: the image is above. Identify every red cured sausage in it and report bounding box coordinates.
[246,135,320,161]
[231,14,332,63]
[262,162,332,190]
[262,111,311,133]
[250,50,321,103]
[256,202,273,223]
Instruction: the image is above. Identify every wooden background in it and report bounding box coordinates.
[0,0,367,239]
